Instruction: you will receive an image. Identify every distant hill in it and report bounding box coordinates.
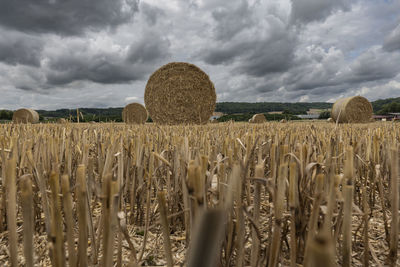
[216,97,400,115]
[1,96,400,122]
[36,108,124,122]
[215,102,332,115]
[371,97,400,114]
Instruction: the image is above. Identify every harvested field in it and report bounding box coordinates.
[0,122,399,266]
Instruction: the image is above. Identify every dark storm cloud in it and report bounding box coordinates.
[290,0,350,24]
[46,59,144,85]
[8,65,48,91]
[200,1,296,77]
[383,23,400,52]
[347,47,400,83]
[45,34,170,85]
[0,0,138,35]
[0,30,44,66]
[211,0,253,41]
[202,42,249,65]
[233,43,400,100]
[127,33,170,63]
[206,0,400,100]
[281,46,347,92]
[233,33,295,76]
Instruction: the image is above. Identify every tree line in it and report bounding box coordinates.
[1,97,400,122]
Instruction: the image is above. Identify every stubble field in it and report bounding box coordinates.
[0,121,399,266]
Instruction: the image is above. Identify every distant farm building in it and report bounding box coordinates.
[372,113,400,121]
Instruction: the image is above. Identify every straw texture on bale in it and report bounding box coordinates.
[249,113,267,123]
[12,109,39,124]
[144,62,216,124]
[331,96,372,123]
[122,103,148,124]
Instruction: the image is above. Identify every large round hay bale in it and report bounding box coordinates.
[331,96,372,123]
[144,62,216,124]
[122,103,148,124]
[249,113,267,123]
[12,108,39,124]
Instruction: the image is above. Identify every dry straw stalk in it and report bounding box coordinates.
[388,147,398,265]
[6,150,18,267]
[20,174,34,267]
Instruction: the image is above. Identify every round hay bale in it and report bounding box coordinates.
[122,103,148,124]
[144,62,216,124]
[249,113,267,123]
[331,96,372,123]
[57,118,67,123]
[327,118,333,123]
[12,108,39,124]
[280,119,287,123]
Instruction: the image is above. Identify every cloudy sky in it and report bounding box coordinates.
[0,0,400,110]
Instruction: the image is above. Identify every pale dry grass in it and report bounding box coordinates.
[0,121,399,266]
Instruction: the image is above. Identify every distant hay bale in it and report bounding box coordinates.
[122,103,148,124]
[144,62,216,124]
[57,118,67,123]
[12,108,39,124]
[280,119,287,123]
[327,118,333,122]
[249,113,267,123]
[331,96,372,123]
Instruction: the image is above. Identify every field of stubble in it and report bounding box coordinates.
[0,121,399,266]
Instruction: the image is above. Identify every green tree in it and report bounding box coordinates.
[318,111,331,119]
[282,109,294,115]
[0,110,13,120]
[377,102,400,114]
